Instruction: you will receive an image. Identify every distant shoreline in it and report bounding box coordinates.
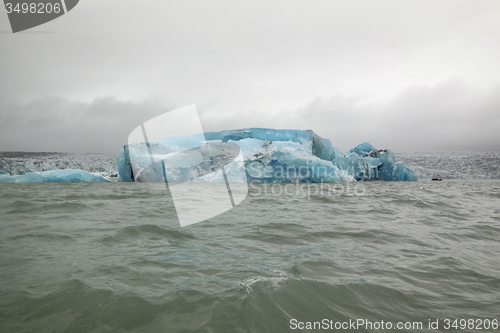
[1,151,500,180]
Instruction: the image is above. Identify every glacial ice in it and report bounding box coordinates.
[0,152,117,177]
[336,142,417,181]
[396,151,500,179]
[0,169,109,183]
[2,150,497,182]
[118,128,417,183]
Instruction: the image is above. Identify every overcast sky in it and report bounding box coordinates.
[1,0,499,155]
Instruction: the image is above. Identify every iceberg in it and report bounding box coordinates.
[335,143,417,181]
[118,128,417,183]
[0,169,109,183]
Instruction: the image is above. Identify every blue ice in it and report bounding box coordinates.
[118,128,417,183]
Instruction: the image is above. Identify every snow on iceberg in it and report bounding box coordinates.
[117,128,417,183]
[0,169,109,183]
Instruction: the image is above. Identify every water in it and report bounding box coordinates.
[1,180,499,332]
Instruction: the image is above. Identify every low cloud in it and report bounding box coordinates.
[201,80,500,153]
[1,80,499,155]
[0,96,176,155]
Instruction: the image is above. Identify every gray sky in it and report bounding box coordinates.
[1,0,499,155]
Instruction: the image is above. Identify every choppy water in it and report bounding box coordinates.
[1,180,499,332]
